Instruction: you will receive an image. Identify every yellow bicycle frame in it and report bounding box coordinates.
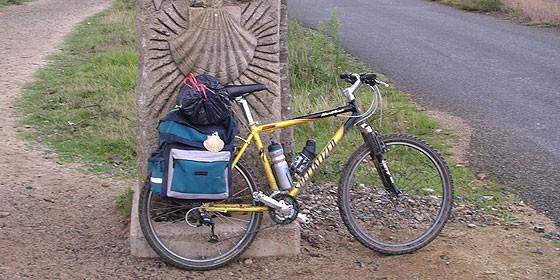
[202,116,348,214]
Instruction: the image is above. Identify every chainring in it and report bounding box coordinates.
[269,193,299,224]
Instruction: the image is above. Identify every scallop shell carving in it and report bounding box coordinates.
[203,132,225,152]
[152,0,164,10]
[143,0,280,119]
[169,7,258,84]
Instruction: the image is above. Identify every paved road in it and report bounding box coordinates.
[289,0,560,224]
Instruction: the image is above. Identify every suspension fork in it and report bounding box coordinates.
[358,123,402,196]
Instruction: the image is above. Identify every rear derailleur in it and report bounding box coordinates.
[186,208,219,243]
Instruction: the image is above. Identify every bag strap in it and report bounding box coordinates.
[183,73,215,99]
[159,133,205,149]
[159,134,235,151]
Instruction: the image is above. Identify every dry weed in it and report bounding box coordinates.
[501,0,560,25]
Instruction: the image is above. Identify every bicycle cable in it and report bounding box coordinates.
[357,84,384,128]
[336,84,383,125]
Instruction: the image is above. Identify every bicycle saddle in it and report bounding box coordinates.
[224,83,268,99]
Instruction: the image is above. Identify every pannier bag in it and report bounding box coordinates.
[177,73,232,126]
[147,110,238,200]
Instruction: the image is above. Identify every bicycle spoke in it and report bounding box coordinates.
[339,135,452,255]
[139,163,262,269]
[150,208,186,220]
[230,187,249,198]
[215,212,251,225]
[150,205,191,211]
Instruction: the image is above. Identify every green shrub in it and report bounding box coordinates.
[0,0,30,6]
[461,0,502,11]
[434,0,502,12]
[115,188,134,220]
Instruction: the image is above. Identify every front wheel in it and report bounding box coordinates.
[338,134,453,254]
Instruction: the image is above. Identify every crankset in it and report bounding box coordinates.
[269,193,299,224]
[252,191,310,225]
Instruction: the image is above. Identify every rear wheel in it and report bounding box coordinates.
[338,134,453,254]
[139,162,262,270]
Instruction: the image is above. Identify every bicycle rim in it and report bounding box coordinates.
[140,163,262,269]
[340,134,452,253]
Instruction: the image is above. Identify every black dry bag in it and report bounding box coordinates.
[176,73,232,126]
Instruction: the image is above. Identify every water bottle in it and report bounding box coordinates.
[268,142,293,191]
[290,139,316,176]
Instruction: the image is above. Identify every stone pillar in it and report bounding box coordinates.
[279,0,292,153]
[131,0,297,258]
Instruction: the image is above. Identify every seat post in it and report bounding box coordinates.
[236,97,257,125]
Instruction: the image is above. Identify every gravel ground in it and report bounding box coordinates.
[1,1,560,279]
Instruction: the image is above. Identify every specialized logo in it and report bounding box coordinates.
[320,108,345,117]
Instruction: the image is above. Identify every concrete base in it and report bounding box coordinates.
[130,214,300,258]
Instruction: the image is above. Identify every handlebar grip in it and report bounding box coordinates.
[360,73,377,82]
[360,73,378,87]
[340,72,357,84]
[339,72,352,80]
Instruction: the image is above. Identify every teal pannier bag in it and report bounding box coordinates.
[147,110,237,200]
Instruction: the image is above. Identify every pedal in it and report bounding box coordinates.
[296,213,310,225]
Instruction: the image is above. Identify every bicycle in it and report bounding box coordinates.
[138,72,453,270]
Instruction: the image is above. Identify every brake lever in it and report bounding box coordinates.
[375,79,389,88]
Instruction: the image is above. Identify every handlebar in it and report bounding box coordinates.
[338,72,385,123]
[339,72,389,104]
[340,72,388,88]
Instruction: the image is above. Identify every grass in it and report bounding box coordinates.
[289,14,444,181]
[431,0,502,12]
[17,2,511,216]
[16,0,137,177]
[115,188,134,219]
[0,0,30,6]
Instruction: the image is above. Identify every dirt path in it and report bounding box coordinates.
[0,1,559,280]
[0,0,121,278]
